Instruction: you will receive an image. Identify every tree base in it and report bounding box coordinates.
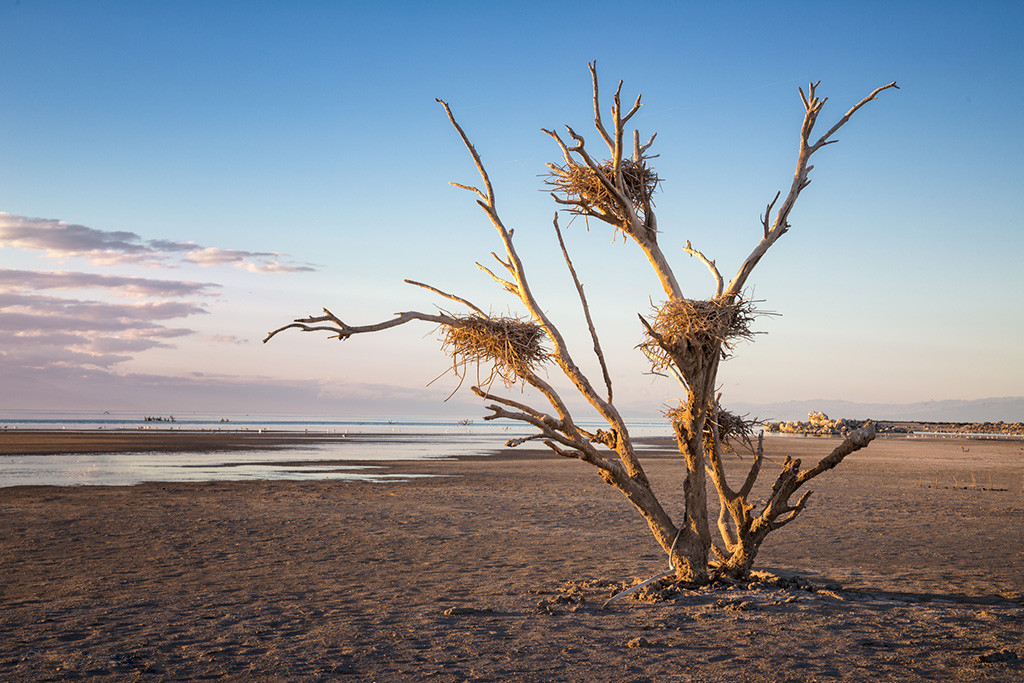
[616,569,833,605]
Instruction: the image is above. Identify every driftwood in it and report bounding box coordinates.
[267,63,897,583]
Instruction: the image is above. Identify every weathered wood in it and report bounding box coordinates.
[266,64,895,584]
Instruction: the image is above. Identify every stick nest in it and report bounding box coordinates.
[664,403,760,452]
[641,297,759,378]
[708,407,760,452]
[546,158,659,225]
[441,315,549,386]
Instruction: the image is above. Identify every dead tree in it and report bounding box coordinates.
[266,63,897,583]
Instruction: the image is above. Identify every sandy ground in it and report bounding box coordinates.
[1,432,1022,681]
[0,430,357,455]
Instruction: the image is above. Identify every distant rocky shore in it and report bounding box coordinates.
[765,411,1024,437]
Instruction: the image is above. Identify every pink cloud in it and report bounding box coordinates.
[0,212,315,273]
[0,268,220,298]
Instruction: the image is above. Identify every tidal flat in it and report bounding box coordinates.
[0,432,1022,680]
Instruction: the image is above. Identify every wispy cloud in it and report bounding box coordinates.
[0,211,307,385]
[0,212,315,273]
[243,260,315,273]
[0,214,155,265]
[1,342,134,369]
[0,292,207,328]
[0,327,164,369]
[184,247,314,272]
[0,268,220,298]
[201,334,248,345]
[0,288,202,370]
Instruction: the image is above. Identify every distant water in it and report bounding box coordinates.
[0,410,507,434]
[0,410,673,488]
[0,409,671,436]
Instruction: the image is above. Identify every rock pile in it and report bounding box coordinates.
[765,412,910,436]
[765,413,1024,437]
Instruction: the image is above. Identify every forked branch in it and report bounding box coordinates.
[543,70,682,299]
[724,81,898,298]
[440,97,651,485]
[683,240,724,298]
[755,424,876,534]
[263,308,456,343]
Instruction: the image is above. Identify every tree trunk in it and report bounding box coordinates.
[717,535,762,580]
[670,393,712,583]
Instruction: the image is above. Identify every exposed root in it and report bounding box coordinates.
[606,570,835,605]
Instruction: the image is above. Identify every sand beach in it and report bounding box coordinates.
[1,431,1022,681]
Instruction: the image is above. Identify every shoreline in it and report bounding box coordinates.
[0,429,386,455]
[3,426,1021,457]
[0,429,689,458]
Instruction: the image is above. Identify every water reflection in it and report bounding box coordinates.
[0,445,452,488]
[0,427,677,488]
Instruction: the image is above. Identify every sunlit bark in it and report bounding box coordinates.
[267,64,895,585]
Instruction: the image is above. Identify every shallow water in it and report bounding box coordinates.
[0,435,512,488]
[2,430,673,487]
[0,454,428,487]
[0,447,445,487]
[0,412,676,487]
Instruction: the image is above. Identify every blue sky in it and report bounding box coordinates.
[1,1,1022,418]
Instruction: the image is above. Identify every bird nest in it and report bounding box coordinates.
[640,297,758,378]
[441,315,549,386]
[708,407,759,452]
[664,403,759,452]
[546,158,659,225]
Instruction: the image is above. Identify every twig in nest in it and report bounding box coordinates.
[639,297,764,379]
[669,404,760,455]
[440,315,549,388]
[710,407,759,450]
[546,158,659,226]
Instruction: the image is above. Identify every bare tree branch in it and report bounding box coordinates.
[264,308,456,344]
[475,262,518,294]
[589,60,615,151]
[268,67,894,585]
[437,98,495,207]
[404,279,487,317]
[737,432,764,499]
[798,421,877,484]
[441,99,654,489]
[448,181,487,203]
[553,213,614,403]
[682,240,724,298]
[634,129,657,159]
[769,490,813,530]
[724,81,898,299]
[813,82,899,150]
[760,191,781,239]
[472,386,559,428]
